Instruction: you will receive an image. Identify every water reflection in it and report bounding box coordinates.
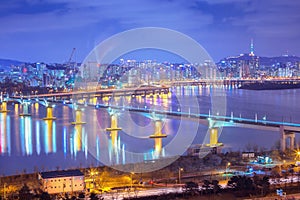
[72,124,87,159]
[0,87,300,175]
[44,120,55,154]
[0,113,10,155]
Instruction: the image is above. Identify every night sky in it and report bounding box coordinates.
[0,0,299,63]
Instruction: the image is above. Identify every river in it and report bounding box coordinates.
[0,86,300,175]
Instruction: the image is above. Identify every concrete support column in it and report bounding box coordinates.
[149,120,167,157]
[43,106,56,120]
[71,109,86,125]
[280,125,286,152]
[0,101,9,113]
[206,127,223,147]
[289,133,295,150]
[106,114,122,150]
[20,103,31,116]
[14,103,19,114]
[280,125,296,151]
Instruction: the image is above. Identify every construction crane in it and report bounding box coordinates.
[66,47,76,71]
[65,48,77,88]
[68,47,76,64]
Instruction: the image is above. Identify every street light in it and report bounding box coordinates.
[178,167,183,184]
[130,172,135,191]
[3,182,6,200]
[294,150,300,161]
[225,162,231,180]
[227,162,231,170]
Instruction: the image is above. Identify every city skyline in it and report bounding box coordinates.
[0,0,300,64]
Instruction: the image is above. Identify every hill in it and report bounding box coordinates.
[0,58,24,68]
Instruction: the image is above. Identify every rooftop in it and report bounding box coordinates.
[40,169,84,179]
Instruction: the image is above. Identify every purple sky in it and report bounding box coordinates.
[0,0,299,63]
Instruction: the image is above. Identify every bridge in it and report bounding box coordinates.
[1,86,300,156]
[94,103,300,152]
[167,78,300,87]
[10,86,170,100]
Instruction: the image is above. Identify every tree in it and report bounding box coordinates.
[228,176,253,192]
[18,184,33,200]
[90,192,100,200]
[78,192,85,199]
[202,179,211,193]
[40,192,51,200]
[184,181,199,192]
[260,176,270,196]
[212,180,221,194]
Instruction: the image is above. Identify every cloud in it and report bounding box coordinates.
[0,0,213,34]
[0,0,299,62]
[230,0,300,38]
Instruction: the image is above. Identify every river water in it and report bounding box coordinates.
[0,86,300,176]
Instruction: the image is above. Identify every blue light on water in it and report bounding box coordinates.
[0,114,5,154]
[63,127,67,158]
[85,132,88,159]
[36,121,40,155]
[162,148,165,157]
[81,127,85,153]
[7,115,11,156]
[44,121,48,154]
[24,117,32,155]
[108,139,112,163]
[96,136,99,162]
[20,118,25,155]
[70,136,74,158]
[122,144,125,165]
[44,121,50,154]
[73,131,77,159]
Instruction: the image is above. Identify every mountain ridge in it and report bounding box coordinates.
[0,58,24,68]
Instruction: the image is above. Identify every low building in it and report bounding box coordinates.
[39,169,85,194]
[187,144,214,156]
[242,152,255,159]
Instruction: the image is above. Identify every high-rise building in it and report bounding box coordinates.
[249,39,255,57]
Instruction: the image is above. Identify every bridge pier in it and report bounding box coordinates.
[149,120,167,157]
[206,127,223,148]
[71,108,86,125]
[43,106,56,120]
[106,114,122,144]
[14,103,19,114]
[280,126,295,151]
[0,101,9,113]
[19,102,31,116]
[106,114,122,159]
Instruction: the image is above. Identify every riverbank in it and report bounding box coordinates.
[1,148,298,199]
